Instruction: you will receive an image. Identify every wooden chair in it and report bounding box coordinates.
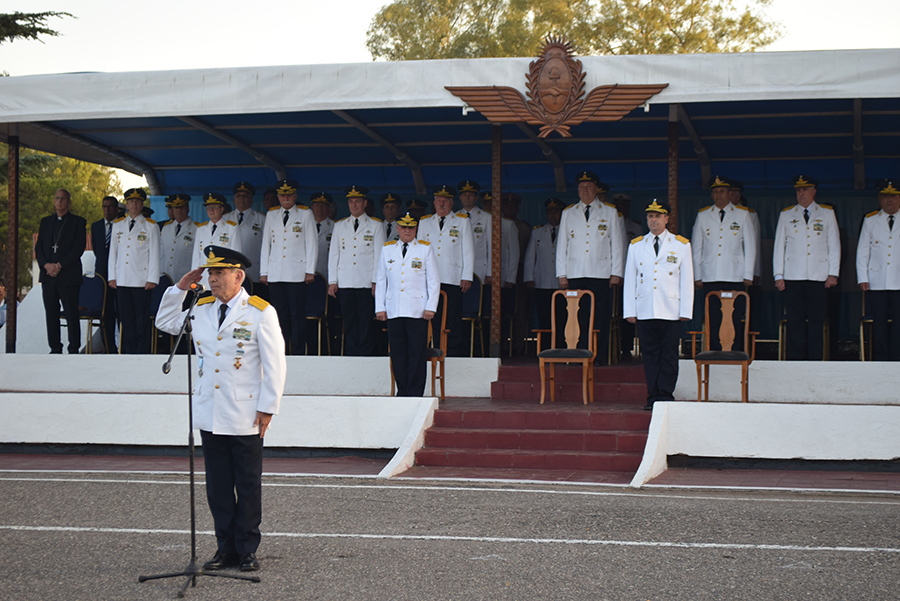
[537,289,596,405]
[390,290,448,399]
[690,290,758,403]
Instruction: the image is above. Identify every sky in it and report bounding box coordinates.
[4,0,900,188]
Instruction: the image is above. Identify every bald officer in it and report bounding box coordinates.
[155,245,285,573]
[773,175,840,360]
[858,179,900,360]
[192,193,243,289]
[158,194,196,282]
[624,200,693,411]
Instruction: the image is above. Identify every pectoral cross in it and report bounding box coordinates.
[52,243,59,253]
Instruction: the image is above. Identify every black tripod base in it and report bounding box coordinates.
[139,557,260,598]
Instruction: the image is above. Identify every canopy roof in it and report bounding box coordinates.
[2,49,899,196]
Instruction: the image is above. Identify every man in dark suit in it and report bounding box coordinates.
[91,195,119,353]
[35,189,87,354]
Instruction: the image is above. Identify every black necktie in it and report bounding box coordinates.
[584,206,590,221]
[890,215,895,231]
[654,236,660,256]
[803,208,809,224]
[105,222,112,248]
[175,223,181,236]
[316,222,321,233]
[354,218,359,232]
[402,242,408,258]
[719,209,725,223]
[211,223,217,236]
[283,211,289,227]
[218,303,227,327]
[129,219,135,232]
[386,223,392,238]
[551,227,557,244]
[439,216,445,231]
[238,212,244,225]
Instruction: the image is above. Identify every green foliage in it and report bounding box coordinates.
[0,146,122,292]
[0,11,72,45]
[366,0,782,60]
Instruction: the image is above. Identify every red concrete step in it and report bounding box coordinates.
[415,447,643,472]
[424,427,647,453]
[497,364,646,383]
[432,408,651,431]
[491,380,646,403]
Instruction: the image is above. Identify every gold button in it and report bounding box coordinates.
[218,336,222,340]
[215,369,219,373]
[216,352,220,356]
[215,385,220,389]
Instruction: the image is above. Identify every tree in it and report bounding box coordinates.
[0,11,72,45]
[366,0,781,60]
[0,146,122,291]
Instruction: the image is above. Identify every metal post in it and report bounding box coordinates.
[667,105,679,234]
[6,136,19,353]
[490,125,502,357]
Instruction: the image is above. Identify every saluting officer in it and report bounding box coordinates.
[192,193,243,288]
[328,185,386,356]
[375,213,441,397]
[158,193,196,282]
[155,246,286,573]
[623,200,693,411]
[310,192,334,280]
[857,178,900,360]
[109,188,160,354]
[556,170,626,364]
[458,180,492,285]
[773,175,840,360]
[232,182,265,289]
[380,192,402,242]
[417,184,475,357]
[524,198,564,346]
[259,179,318,354]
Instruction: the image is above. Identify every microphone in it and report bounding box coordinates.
[189,283,206,293]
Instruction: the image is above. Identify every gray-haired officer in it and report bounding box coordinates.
[159,194,196,283]
[192,193,243,289]
[155,245,286,572]
[857,178,900,360]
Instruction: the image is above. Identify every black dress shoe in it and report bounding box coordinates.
[203,552,238,571]
[240,553,260,572]
[643,401,654,411]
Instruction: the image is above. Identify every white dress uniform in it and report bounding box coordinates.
[382,219,401,243]
[328,214,385,287]
[746,208,763,279]
[259,204,318,282]
[773,201,840,282]
[623,230,694,321]
[523,223,561,290]
[192,219,243,287]
[416,211,475,285]
[158,218,197,282]
[857,210,900,289]
[234,209,265,282]
[109,214,161,286]
[555,199,626,279]
[155,287,286,435]
[315,217,334,278]
[690,203,758,283]
[465,206,492,282]
[498,216,520,285]
[375,239,441,318]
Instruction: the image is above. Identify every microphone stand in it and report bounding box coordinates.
[139,288,260,597]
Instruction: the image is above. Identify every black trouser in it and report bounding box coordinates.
[269,281,307,355]
[42,278,81,354]
[783,279,827,360]
[339,287,375,356]
[117,286,151,354]
[438,284,465,357]
[533,288,565,351]
[567,278,610,364]
[637,319,682,403]
[388,317,428,397]
[701,282,746,351]
[200,430,264,557]
[867,289,900,361]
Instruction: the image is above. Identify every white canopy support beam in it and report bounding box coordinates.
[515,123,566,193]
[177,116,286,181]
[853,98,866,190]
[676,104,711,187]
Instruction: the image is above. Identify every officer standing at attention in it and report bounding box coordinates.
[556,171,626,364]
[857,178,900,360]
[192,193,243,288]
[524,198,564,348]
[623,200,693,411]
[773,175,840,360]
[380,193,402,242]
[259,179,318,354]
[158,194,197,283]
[406,198,428,223]
[328,185,385,356]
[457,180,492,286]
[375,213,440,396]
[416,185,474,357]
[232,182,265,293]
[91,195,120,353]
[309,192,334,280]
[155,246,286,573]
[109,188,159,354]
[691,175,757,348]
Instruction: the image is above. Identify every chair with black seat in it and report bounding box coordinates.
[305,272,330,356]
[537,289,596,405]
[691,290,758,403]
[461,274,484,357]
[149,273,174,354]
[63,273,107,354]
[389,290,448,399]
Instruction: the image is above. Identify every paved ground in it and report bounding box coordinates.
[1,470,898,600]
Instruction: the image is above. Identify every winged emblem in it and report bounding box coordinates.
[446,37,668,137]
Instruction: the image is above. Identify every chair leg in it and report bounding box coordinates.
[539,360,546,404]
[430,358,437,397]
[742,364,749,403]
[696,362,702,402]
[589,363,595,404]
[703,364,710,401]
[549,363,556,403]
[439,359,445,401]
[581,361,589,405]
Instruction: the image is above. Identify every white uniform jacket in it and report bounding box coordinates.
[416,211,475,285]
[192,219,243,287]
[382,219,400,243]
[328,214,385,288]
[375,239,441,319]
[857,209,900,290]
[523,223,561,290]
[690,203,758,283]
[259,204,318,282]
[159,218,197,282]
[556,199,626,279]
[234,209,265,282]
[315,217,334,279]
[466,206,492,281]
[498,216,520,285]
[155,287,286,436]
[773,202,840,282]
[109,214,161,287]
[623,230,694,321]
